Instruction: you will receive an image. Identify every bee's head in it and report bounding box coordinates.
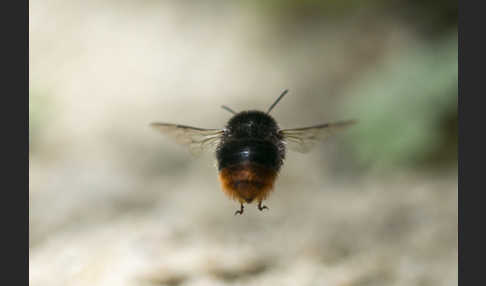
[225,110,280,139]
[220,89,288,140]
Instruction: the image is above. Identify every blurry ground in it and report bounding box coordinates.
[30,1,457,285]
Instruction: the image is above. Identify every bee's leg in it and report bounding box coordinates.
[257,201,269,211]
[234,203,244,215]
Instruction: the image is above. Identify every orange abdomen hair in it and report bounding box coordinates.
[218,162,277,204]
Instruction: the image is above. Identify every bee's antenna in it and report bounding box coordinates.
[267,89,288,114]
[221,105,237,114]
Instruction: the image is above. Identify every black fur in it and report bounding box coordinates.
[216,111,285,171]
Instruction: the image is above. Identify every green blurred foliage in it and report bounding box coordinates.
[340,33,457,172]
[248,0,456,36]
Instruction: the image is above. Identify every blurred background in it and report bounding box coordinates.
[29,0,457,285]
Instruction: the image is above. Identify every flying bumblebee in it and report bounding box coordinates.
[150,90,356,215]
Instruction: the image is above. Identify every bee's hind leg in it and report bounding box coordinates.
[234,203,244,215]
[257,201,269,211]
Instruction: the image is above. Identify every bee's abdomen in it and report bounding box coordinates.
[216,139,281,203]
[216,139,282,171]
[218,162,277,203]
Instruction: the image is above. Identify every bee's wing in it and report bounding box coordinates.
[150,122,224,156]
[279,119,357,153]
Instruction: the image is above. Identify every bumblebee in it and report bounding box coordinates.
[151,90,356,215]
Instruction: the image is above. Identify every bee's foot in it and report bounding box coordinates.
[234,204,244,216]
[257,202,269,211]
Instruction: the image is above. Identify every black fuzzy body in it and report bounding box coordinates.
[216,110,285,171]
